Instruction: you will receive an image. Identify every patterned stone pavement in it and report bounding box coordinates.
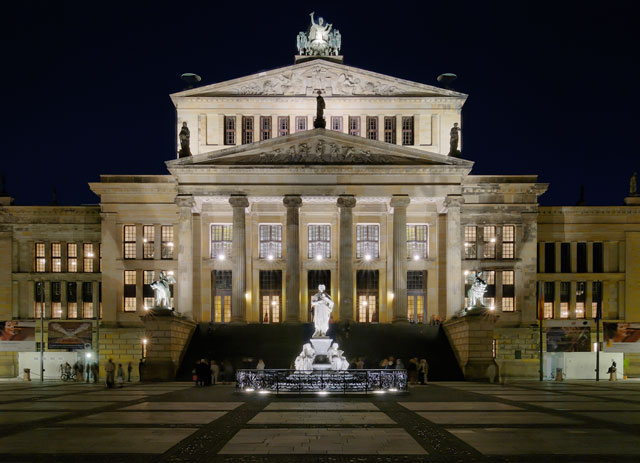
[0,379,638,462]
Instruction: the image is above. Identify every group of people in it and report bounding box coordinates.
[104,359,133,388]
[407,357,429,384]
[192,359,221,386]
[60,361,99,383]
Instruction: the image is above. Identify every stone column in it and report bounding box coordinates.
[284,195,302,323]
[391,195,410,322]
[100,213,118,323]
[229,195,249,323]
[337,195,356,321]
[175,195,195,319]
[445,196,463,319]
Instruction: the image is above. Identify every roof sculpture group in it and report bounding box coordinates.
[297,12,341,56]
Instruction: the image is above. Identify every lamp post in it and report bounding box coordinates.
[595,282,602,381]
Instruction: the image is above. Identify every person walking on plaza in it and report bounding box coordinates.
[127,362,132,382]
[210,360,219,385]
[105,359,115,388]
[91,362,99,383]
[85,363,91,383]
[418,358,428,384]
[116,363,125,388]
[408,357,418,384]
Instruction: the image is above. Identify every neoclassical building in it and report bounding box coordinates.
[1,34,639,379]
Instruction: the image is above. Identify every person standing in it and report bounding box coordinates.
[418,358,428,384]
[408,358,418,384]
[116,363,125,388]
[127,362,132,382]
[210,360,219,385]
[85,363,91,383]
[105,359,115,388]
[91,362,99,384]
[256,359,265,370]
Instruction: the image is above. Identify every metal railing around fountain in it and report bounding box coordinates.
[236,369,407,395]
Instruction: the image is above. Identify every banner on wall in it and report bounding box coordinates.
[0,321,36,351]
[604,322,640,353]
[546,325,591,352]
[47,322,92,350]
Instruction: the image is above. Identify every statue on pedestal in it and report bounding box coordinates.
[150,271,176,309]
[314,90,326,128]
[178,122,191,158]
[327,342,349,370]
[466,271,487,308]
[449,123,461,156]
[294,343,316,372]
[311,284,333,337]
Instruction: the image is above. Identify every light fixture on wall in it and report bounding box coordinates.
[218,254,226,261]
[267,254,274,261]
[364,254,371,262]
[413,254,420,260]
[315,254,323,261]
[464,270,469,276]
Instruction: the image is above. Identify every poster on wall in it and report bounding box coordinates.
[546,326,591,352]
[604,322,640,353]
[0,321,36,351]
[47,322,92,350]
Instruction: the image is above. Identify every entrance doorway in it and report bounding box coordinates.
[407,270,426,323]
[260,270,282,323]
[212,270,232,323]
[356,270,379,322]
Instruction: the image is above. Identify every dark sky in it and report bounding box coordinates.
[1,1,638,206]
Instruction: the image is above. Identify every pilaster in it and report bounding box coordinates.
[176,195,195,319]
[229,195,249,323]
[284,195,302,323]
[445,196,463,319]
[390,195,410,322]
[337,195,356,322]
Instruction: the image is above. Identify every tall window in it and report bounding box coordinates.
[82,282,93,318]
[592,281,602,318]
[331,116,343,132]
[356,224,379,259]
[357,270,379,322]
[213,270,232,323]
[67,282,77,318]
[502,270,515,312]
[366,116,378,140]
[407,270,425,323]
[51,282,62,318]
[123,225,136,259]
[543,281,554,319]
[211,224,232,259]
[483,226,496,259]
[407,225,428,260]
[560,242,571,272]
[34,282,44,318]
[161,225,174,259]
[577,242,587,272]
[308,224,331,259]
[83,243,94,272]
[277,116,289,137]
[241,116,254,144]
[402,116,414,145]
[593,242,604,272]
[295,116,307,132]
[51,243,61,273]
[124,270,136,312]
[259,224,282,259]
[383,116,397,144]
[544,243,555,273]
[560,282,570,318]
[34,243,46,272]
[576,281,586,318]
[143,225,155,259]
[224,116,236,145]
[143,271,155,310]
[464,226,477,259]
[502,225,515,259]
[260,116,272,141]
[260,270,282,323]
[348,116,360,136]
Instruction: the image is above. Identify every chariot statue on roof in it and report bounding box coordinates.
[296,13,341,57]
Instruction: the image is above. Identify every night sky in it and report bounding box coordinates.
[1,1,638,206]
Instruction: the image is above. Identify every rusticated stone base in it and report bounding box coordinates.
[444,314,499,381]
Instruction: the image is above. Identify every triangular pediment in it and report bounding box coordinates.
[167,129,473,168]
[171,59,466,98]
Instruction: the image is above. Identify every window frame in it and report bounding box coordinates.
[260,116,272,141]
[384,116,396,144]
[211,224,233,259]
[123,225,136,260]
[277,116,289,137]
[330,116,343,132]
[407,224,428,260]
[308,224,331,259]
[366,116,378,140]
[143,225,155,259]
[401,116,414,145]
[224,116,236,145]
[241,116,254,144]
[34,242,46,272]
[295,116,307,133]
[161,225,174,259]
[348,116,361,136]
[259,224,283,260]
[356,224,380,260]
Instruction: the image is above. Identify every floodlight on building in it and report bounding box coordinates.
[413,254,420,260]
[143,238,147,243]
[167,242,174,247]
[168,271,174,276]
[267,254,274,261]
[143,306,149,311]
[464,242,469,247]
[85,352,92,359]
[489,305,495,311]
[362,301,368,307]
[464,270,469,276]
[142,338,148,345]
[388,292,394,300]
[218,254,226,261]
[315,254,323,261]
[490,238,496,243]
[271,301,277,306]
[245,292,250,300]
[364,254,372,262]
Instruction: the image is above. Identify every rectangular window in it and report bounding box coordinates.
[67,282,77,318]
[560,302,569,319]
[483,271,496,309]
[501,269,515,312]
[308,224,331,259]
[259,224,283,259]
[483,226,496,259]
[544,243,556,273]
[124,270,136,312]
[502,297,515,312]
[502,225,515,259]
[51,243,61,273]
[260,270,282,324]
[67,302,77,318]
[356,270,379,323]
[348,116,360,136]
[592,281,602,318]
[366,116,378,140]
[66,243,78,272]
[143,225,155,259]
[331,116,343,132]
[260,116,272,141]
[295,116,307,132]
[143,270,155,310]
[82,282,93,318]
[211,224,233,259]
[407,270,425,323]
[123,225,136,259]
[502,270,514,285]
[224,116,236,145]
[83,243,94,272]
[213,270,232,323]
[402,116,414,145]
[384,116,396,144]
[560,242,571,272]
[543,281,554,318]
[575,302,585,319]
[277,116,289,137]
[407,225,428,259]
[593,242,604,273]
[35,242,46,272]
[356,224,380,259]
[464,226,477,259]
[576,281,586,318]
[51,282,61,318]
[241,116,254,144]
[577,242,587,272]
[51,302,62,318]
[161,225,174,259]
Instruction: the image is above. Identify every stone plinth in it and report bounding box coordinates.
[140,314,196,381]
[310,337,333,370]
[444,314,499,381]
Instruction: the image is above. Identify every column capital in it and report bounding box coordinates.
[390,195,410,208]
[283,195,302,208]
[444,195,463,209]
[175,194,195,209]
[337,195,356,208]
[229,195,249,208]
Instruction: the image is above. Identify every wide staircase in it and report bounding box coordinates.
[177,322,463,381]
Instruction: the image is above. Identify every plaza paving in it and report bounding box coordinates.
[0,379,638,462]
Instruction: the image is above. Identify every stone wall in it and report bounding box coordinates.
[0,351,18,377]
[444,315,497,380]
[494,326,540,380]
[140,315,196,381]
[98,324,145,381]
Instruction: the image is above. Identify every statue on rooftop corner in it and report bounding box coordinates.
[296,13,341,57]
[466,271,487,308]
[449,122,461,156]
[311,284,333,337]
[178,122,191,158]
[314,90,326,128]
[630,172,638,196]
[151,271,176,309]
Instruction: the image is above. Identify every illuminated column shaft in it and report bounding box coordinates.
[446,196,463,319]
[229,195,249,323]
[391,195,410,322]
[338,195,356,321]
[284,195,302,323]
[176,195,195,319]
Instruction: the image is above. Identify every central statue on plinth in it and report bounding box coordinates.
[311,284,333,337]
